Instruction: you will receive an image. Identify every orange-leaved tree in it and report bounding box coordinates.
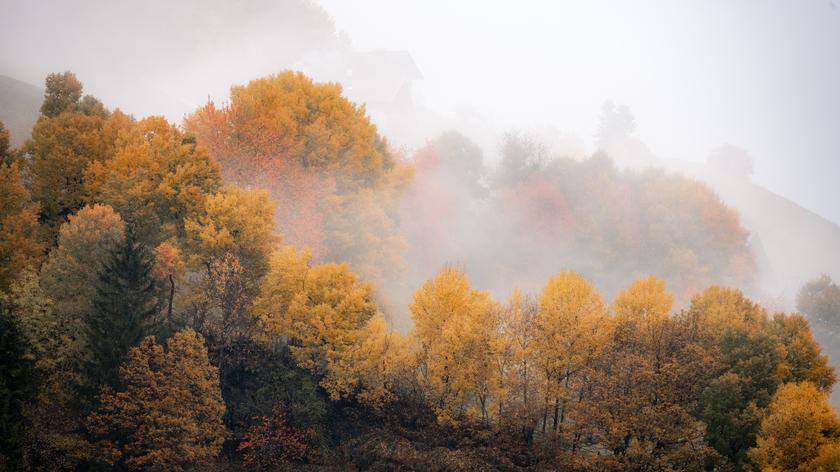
[0,162,44,292]
[184,71,409,286]
[87,329,226,471]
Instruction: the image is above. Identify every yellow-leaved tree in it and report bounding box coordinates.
[770,313,836,392]
[327,313,416,408]
[183,185,278,273]
[533,270,610,435]
[749,381,840,471]
[181,186,278,353]
[84,115,222,244]
[497,289,540,433]
[255,246,382,401]
[685,285,767,339]
[25,87,132,238]
[409,266,501,424]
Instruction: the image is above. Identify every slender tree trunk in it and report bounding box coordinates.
[167,273,175,330]
[542,382,550,434]
[523,361,529,412]
[558,372,572,434]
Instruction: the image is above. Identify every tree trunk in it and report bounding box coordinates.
[167,273,175,330]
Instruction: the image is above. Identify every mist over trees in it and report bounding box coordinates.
[398,129,754,314]
[0,68,836,471]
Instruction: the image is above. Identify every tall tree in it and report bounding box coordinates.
[26,72,132,238]
[86,230,160,388]
[87,329,226,471]
[40,71,83,118]
[185,71,409,286]
[409,266,501,424]
[585,277,713,469]
[256,246,380,399]
[0,162,44,292]
[498,290,540,435]
[39,204,125,339]
[696,328,781,468]
[0,295,35,468]
[181,186,278,365]
[533,270,609,436]
[84,115,222,245]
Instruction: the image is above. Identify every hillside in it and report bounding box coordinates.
[0,75,41,147]
[666,160,840,304]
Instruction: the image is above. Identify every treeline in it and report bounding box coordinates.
[0,71,835,471]
[182,71,755,318]
[401,130,755,305]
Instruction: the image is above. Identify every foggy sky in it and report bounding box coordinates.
[2,0,839,225]
[322,0,840,226]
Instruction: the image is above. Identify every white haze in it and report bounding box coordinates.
[2,0,839,302]
[322,0,840,225]
[2,0,838,224]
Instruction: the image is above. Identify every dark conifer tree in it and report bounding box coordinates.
[0,300,34,468]
[86,229,160,389]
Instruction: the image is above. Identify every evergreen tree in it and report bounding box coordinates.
[86,229,160,388]
[0,298,34,468]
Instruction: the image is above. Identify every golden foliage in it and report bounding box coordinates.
[612,275,673,327]
[687,285,767,337]
[25,109,132,235]
[185,71,392,188]
[326,314,415,408]
[84,116,222,243]
[771,313,836,391]
[409,266,501,423]
[497,290,540,428]
[87,329,226,471]
[255,246,380,400]
[0,162,44,292]
[749,382,840,472]
[183,185,278,272]
[185,70,410,290]
[534,270,610,434]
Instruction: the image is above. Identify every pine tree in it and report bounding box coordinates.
[86,229,160,388]
[0,298,34,468]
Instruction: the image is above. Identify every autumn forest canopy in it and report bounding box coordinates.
[1,70,839,471]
